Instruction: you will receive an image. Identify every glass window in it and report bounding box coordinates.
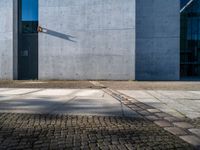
[180,0,200,77]
[22,0,38,21]
[21,0,38,33]
[181,0,190,9]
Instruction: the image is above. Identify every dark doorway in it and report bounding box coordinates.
[18,0,38,80]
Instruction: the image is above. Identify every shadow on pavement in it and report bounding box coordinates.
[0,113,194,149]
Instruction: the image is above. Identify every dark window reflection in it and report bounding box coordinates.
[181,0,190,9]
[22,21,38,34]
[181,0,200,77]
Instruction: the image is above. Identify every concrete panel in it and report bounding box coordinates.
[136,0,180,80]
[0,0,13,79]
[39,0,135,80]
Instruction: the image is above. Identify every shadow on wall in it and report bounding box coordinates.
[41,28,77,42]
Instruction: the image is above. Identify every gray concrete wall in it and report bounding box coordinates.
[39,0,135,80]
[0,0,13,79]
[136,0,180,80]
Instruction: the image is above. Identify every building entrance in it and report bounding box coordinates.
[18,0,38,80]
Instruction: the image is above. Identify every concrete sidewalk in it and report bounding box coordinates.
[0,88,138,117]
[119,90,200,119]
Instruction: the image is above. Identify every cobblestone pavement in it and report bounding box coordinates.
[190,118,200,129]
[0,113,194,150]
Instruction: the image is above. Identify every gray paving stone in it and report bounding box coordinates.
[155,112,171,118]
[173,122,193,129]
[154,120,172,127]
[147,109,161,113]
[146,115,160,121]
[118,89,200,120]
[164,127,187,136]
[164,116,183,122]
[138,110,151,116]
[180,135,200,147]
[188,128,200,137]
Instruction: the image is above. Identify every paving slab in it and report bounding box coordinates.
[0,80,97,89]
[164,127,187,136]
[0,95,73,114]
[117,90,155,99]
[0,88,41,95]
[164,116,183,122]
[180,135,200,147]
[156,90,200,100]
[0,88,137,117]
[147,109,161,113]
[99,81,200,91]
[189,128,200,137]
[119,90,200,119]
[53,97,139,117]
[173,122,193,129]
[154,120,172,127]
[146,115,160,121]
[29,89,109,97]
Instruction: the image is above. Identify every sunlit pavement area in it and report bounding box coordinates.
[119,90,200,119]
[0,81,199,149]
[100,81,200,119]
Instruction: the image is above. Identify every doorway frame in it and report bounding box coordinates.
[13,0,19,80]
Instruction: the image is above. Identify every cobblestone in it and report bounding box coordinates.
[0,113,194,149]
[190,118,200,129]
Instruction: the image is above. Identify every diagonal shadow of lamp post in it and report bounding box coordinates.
[37,26,76,42]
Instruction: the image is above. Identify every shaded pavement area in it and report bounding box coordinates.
[0,88,135,116]
[0,114,193,150]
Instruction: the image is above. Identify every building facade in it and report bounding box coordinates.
[0,0,180,80]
